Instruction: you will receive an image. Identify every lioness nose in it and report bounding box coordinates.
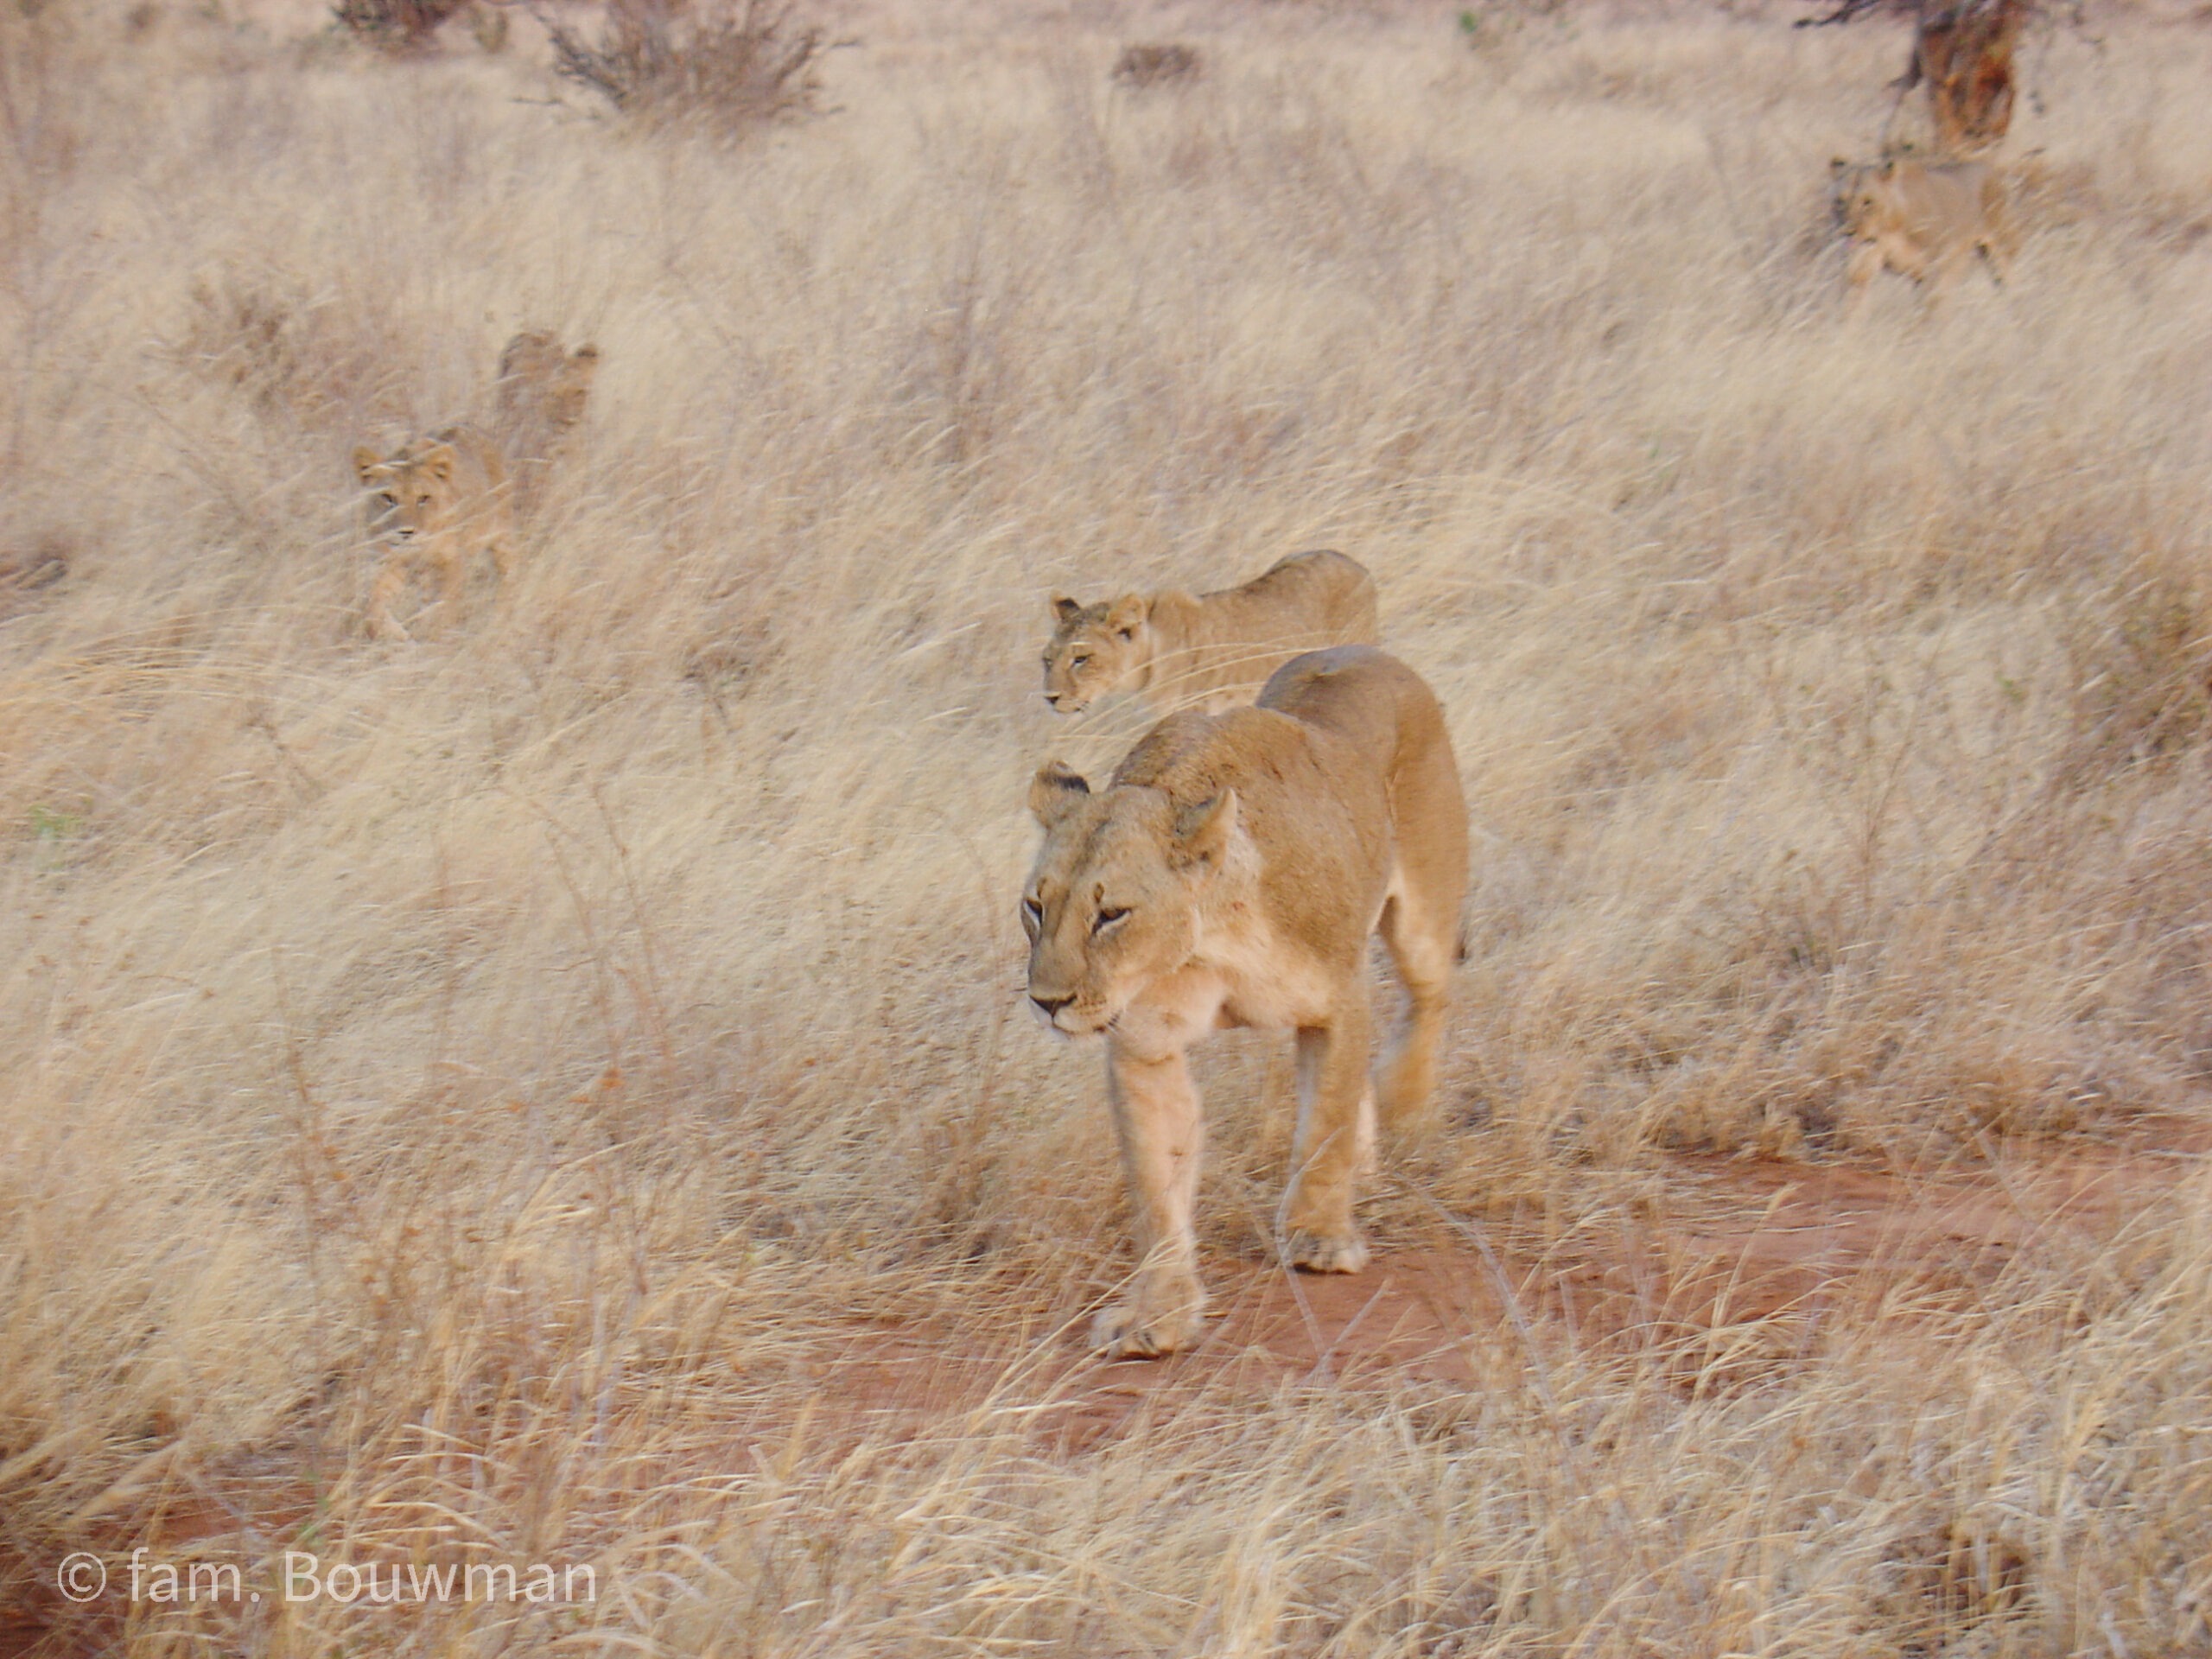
[1031,992,1075,1019]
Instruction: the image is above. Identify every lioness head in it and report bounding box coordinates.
[1831,156,1891,235]
[353,439,462,544]
[498,331,600,435]
[1042,593,1149,712]
[1022,760,1238,1034]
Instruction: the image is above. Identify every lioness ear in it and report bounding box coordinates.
[1052,594,1084,626]
[1173,789,1238,873]
[1029,761,1091,826]
[1105,594,1147,639]
[421,443,456,482]
[352,445,383,484]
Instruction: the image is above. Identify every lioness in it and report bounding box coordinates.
[351,427,513,641]
[1024,645,1469,1357]
[1044,550,1380,715]
[1832,156,2017,295]
[493,329,599,518]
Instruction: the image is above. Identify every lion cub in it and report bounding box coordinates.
[351,426,513,642]
[1044,549,1380,715]
[493,329,599,518]
[1832,156,2018,296]
[1024,645,1469,1357]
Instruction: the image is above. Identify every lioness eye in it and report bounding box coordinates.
[1020,897,1043,934]
[1093,906,1130,934]
[378,493,396,507]
[416,494,432,507]
[1071,652,1090,667]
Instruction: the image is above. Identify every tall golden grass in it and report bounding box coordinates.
[3,0,2209,1651]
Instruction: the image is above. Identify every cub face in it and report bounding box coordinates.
[1020,762,1237,1035]
[353,439,464,545]
[1042,593,1149,713]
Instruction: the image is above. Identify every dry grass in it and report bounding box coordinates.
[3,0,2212,1653]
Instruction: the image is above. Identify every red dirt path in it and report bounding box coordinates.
[9,1122,2205,1657]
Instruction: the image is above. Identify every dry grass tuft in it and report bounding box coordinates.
[330,0,478,52]
[1111,40,1202,89]
[542,0,834,137]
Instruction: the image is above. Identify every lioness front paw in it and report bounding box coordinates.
[1090,1299,1206,1359]
[1284,1229,1370,1274]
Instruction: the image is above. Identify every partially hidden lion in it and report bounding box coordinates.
[351,426,513,642]
[1023,645,1470,1357]
[1832,156,2017,296]
[1043,549,1380,715]
[493,329,599,518]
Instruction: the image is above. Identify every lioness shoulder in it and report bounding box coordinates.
[1043,549,1381,715]
[1023,645,1468,1357]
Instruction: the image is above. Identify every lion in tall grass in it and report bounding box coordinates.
[493,329,599,518]
[351,427,514,642]
[1022,646,1469,1357]
[1043,550,1380,715]
[1832,156,2018,296]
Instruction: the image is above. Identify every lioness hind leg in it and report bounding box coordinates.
[1282,997,1374,1274]
[1095,1039,1209,1358]
[1374,704,1468,1137]
[1375,891,1456,1136]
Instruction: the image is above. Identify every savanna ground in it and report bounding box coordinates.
[5,0,2212,1651]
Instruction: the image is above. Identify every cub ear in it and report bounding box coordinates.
[1104,594,1147,639]
[420,442,456,482]
[1051,594,1084,626]
[352,445,384,484]
[1029,761,1092,826]
[1172,789,1238,873]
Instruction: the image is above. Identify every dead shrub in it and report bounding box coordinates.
[1110,41,1202,90]
[330,0,472,52]
[541,0,835,137]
